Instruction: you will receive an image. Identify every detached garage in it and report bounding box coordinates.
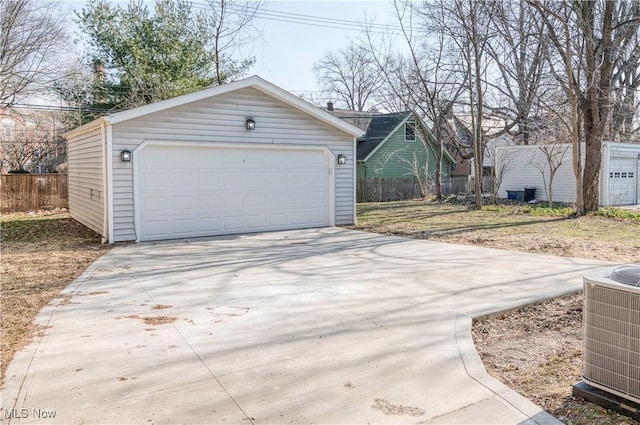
[495,141,640,206]
[65,76,363,243]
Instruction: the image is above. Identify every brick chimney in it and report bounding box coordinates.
[93,59,106,83]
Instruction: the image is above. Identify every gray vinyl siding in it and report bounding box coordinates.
[67,126,104,236]
[110,87,355,242]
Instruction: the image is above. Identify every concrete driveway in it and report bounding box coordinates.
[2,228,612,425]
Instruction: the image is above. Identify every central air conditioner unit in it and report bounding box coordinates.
[582,265,640,404]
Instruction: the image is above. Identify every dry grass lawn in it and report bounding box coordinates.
[0,210,110,382]
[354,201,640,262]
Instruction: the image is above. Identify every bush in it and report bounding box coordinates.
[591,207,640,222]
[8,169,29,174]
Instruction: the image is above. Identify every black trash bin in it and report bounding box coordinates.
[524,187,536,202]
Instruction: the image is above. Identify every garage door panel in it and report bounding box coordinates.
[141,173,171,189]
[172,196,196,212]
[142,196,170,214]
[223,216,245,231]
[198,218,220,233]
[196,171,220,186]
[246,214,266,228]
[173,172,197,188]
[173,219,197,235]
[143,221,170,239]
[247,194,266,208]
[609,158,637,205]
[221,194,244,209]
[222,170,245,184]
[137,144,331,241]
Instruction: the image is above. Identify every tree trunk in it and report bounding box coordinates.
[434,125,443,200]
[582,131,602,212]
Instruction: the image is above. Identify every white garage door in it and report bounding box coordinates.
[136,144,332,241]
[608,158,637,206]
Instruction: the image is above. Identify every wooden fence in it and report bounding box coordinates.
[1,174,68,212]
[357,176,494,202]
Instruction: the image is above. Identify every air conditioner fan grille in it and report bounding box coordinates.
[605,266,640,287]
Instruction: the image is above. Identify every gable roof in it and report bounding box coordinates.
[357,111,412,160]
[353,111,455,163]
[65,75,363,139]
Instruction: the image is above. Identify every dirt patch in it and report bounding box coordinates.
[371,398,425,417]
[122,315,177,326]
[142,316,177,326]
[151,304,172,310]
[472,294,638,425]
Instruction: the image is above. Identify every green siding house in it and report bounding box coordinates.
[356,111,454,180]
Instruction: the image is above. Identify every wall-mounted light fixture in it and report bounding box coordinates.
[120,150,132,162]
[337,154,347,165]
[246,118,256,131]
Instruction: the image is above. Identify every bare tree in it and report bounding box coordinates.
[365,0,466,200]
[0,109,65,172]
[313,41,384,111]
[528,143,570,208]
[485,1,548,145]
[530,0,640,214]
[199,0,263,85]
[0,0,68,107]
[610,27,640,140]
[439,0,499,209]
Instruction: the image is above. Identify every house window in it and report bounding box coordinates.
[2,122,14,141]
[405,122,416,141]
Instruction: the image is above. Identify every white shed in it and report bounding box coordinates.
[495,141,640,206]
[65,76,363,243]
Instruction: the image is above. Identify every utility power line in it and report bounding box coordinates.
[188,1,403,35]
[9,103,115,113]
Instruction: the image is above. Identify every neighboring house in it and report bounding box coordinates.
[440,114,473,177]
[325,107,454,181]
[441,113,513,177]
[356,111,454,181]
[0,108,66,173]
[64,76,363,243]
[495,141,640,206]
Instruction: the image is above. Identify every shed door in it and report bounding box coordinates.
[136,144,332,241]
[608,158,637,205]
